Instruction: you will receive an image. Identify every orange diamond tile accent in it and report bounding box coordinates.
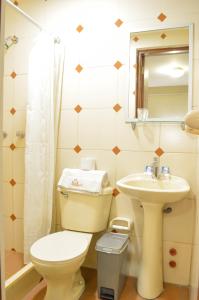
[155,147,164,157]
[9,179,16,186]
[161,33,167,39]
[115,19,123,27]
[112,188,120,197]
[10,214,16,221]
[133,36,139,42]
[76,25,84,33]
[112,146,121,155]
[11,248,16,252]
[74,145,82,153]
[114,61,122,70]
[10,71,17,79]
[10,144,16,151]
[75,64,83,73]
[74,105,82,113]
[158,13,167,22]
[113,104,122,112]
[10,107,16,115]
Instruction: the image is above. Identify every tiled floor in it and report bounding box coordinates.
[4,253,189,300]
[27,268,189,300]
[80,268,189,300]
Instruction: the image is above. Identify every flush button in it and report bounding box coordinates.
[169,248,177,256]
[169,261,176,268]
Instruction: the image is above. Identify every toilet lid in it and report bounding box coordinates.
[30,231,92,262]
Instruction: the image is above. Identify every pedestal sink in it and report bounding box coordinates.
[117,173,190,299]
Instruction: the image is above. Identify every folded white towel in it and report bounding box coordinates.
[57,168,109,193]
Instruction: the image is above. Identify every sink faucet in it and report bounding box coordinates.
[152,157,159,178]
[145,157,170,179]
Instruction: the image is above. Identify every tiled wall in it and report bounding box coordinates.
[3,0,199,289]
[3,4,38,253]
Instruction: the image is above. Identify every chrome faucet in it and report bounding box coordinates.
[145,157,170,179]
[152,157,159,178]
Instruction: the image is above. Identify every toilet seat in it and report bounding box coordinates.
[30,231,92,263]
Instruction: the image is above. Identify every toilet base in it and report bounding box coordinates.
[44,269,85,300]
[73,269,85,299]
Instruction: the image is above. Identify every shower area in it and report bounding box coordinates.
[2,1,64,297]
[3,1,30,278]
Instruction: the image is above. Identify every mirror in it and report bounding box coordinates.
[127,25,192,122]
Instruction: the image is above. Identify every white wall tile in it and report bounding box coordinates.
[13,219,24,253]
[5,6,39,39]
[2,111,13,147]
[56,149,79,181]
[124,236,143,277]
[3,183,13,217]
[5,6,18,37]
[13,37,34,74]
[116,151,155,180]
[78,67,118,108]
[79,29,114,67]
[4,217,14,250]
[4,45,15,76]
[13,111,26,148]
[2,148,13,182]
[116,113,160,151]
[61,68,80,109]
[117,65,130,108]
[3,76,14,110]
[58,110,78,148]
[161,153,197,193]
[160,124,197,153]
[13,184,24,219]
[163,241,192,285]
[13,148,25,183]
[79,109,116,149]
[163,198,195,243]
[63,34,80,68]
[13,75,28,110]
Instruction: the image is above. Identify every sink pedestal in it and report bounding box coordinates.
[137,202,164,299]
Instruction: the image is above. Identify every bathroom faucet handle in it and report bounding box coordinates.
[160,166,170,179]
[161,166,170,175]
[145,165,153,175]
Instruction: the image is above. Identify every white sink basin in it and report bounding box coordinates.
[116,173,190,299]
[117,173,190,204]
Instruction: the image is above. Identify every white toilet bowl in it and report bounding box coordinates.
[30,231,92,300]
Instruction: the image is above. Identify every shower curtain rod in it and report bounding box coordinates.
[5,0,60,42]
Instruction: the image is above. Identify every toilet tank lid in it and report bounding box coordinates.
[58,186,113,195]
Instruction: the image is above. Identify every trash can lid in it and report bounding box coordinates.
[95,233,128,254]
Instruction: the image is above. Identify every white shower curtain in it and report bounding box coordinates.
[24,32,64,263]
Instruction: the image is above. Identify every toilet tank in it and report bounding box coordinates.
[59,187,112,233]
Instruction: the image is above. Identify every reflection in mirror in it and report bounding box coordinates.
[128,26,192,121]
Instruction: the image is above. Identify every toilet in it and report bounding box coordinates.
[30,186,112,300]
